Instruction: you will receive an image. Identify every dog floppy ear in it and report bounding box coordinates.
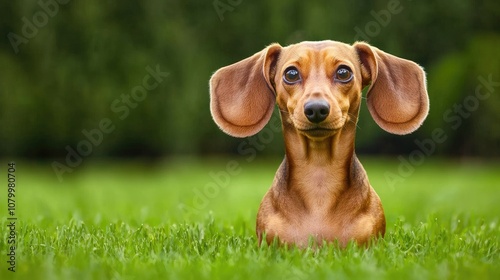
[210,44,282,138]
[354,42,429,135]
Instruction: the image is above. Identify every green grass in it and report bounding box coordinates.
[1,157,499,279]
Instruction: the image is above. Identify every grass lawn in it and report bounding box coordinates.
[1,157,499,279]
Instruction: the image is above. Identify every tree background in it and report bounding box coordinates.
[1,0,499,160]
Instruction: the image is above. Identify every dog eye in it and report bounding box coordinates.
[335,66,353,83]
[283,67,301,84]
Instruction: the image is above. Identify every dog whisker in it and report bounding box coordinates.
[347,113,361,129]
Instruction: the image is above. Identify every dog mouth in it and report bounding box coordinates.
[293,116,347,138]
[299,127,339,137]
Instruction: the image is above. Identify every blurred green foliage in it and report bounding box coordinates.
[0,0,499,158]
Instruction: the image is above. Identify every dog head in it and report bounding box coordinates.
[209,40,429,139]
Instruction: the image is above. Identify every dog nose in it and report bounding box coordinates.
[304,100,330,123]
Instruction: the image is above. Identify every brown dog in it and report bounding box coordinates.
[209,40,429,247]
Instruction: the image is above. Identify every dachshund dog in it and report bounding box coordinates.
[209,40,429,247]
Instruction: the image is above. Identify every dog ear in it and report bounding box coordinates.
[210,44,282,137]
[354,42,429,135]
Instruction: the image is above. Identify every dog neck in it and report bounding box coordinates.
[278,115,367,210]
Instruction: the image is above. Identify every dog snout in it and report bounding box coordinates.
[304,100,330,123]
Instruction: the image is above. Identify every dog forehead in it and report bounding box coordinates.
[291,40,350,49]
[280,41,355,66]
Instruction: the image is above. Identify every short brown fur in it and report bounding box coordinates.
[209,40,429,247]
